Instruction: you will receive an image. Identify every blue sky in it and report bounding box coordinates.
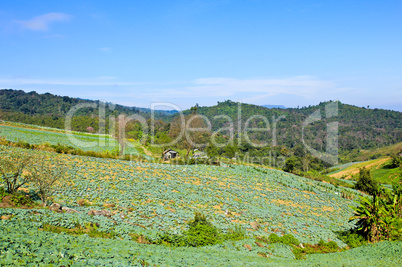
[0,0,401,111]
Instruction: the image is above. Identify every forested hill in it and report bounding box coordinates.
[0,89,401,153]
[179,100,401,153]
[0,89,176,116]
[0,89,174,131]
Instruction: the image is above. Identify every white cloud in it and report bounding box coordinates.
[16,13,72,31]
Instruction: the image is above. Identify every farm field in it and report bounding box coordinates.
[328,157,401,185]
[1,218,401,266]
[0,124,400,265]
[0,122,145,157]
[3,146,398,265]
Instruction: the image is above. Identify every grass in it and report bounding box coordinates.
[328,157,401,185]
[42,223,119,239]
[371,160,401,184]
[340,142,402,163]
[256,233,342,260]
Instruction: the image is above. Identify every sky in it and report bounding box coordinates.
[0,0,401,111]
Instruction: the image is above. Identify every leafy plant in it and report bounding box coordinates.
[354,167,378,195]
[337,230,367,248]
[10,193,34,207]
[350,183,402,242]
[0,186,8,199]
[280,234,300,246]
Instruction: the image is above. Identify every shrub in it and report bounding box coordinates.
[281,234,300,246]
[155,213,245,247]
[10,193,34,207]
[293,240,340,260]
[0,187,8,199]
[354,167,378,195]
[338,231,367,248]
[268,233,281,243]
[185,223,219,247]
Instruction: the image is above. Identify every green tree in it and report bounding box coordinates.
[355,167,378,195]
[390,152,402,168]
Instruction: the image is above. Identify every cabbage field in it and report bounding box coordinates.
[0,123,141,156]
[1,146,401,266]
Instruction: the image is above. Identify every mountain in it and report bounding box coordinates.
[1,89,401,155]
[0,89,175,116]
[262,104,286,109]
[177,100,402,153]
[0,89,175,131]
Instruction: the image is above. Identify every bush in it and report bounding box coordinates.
[10,193,34,207]
[185,223,219,247]
[340,232,367,248]
[0,187,8,199]
[293,240,340,260]
[268,233,281,243]
[281,234,300,246]
[155,212,245,247]
[354,167,378,195]
[265,233,299,246]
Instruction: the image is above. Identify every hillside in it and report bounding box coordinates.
[1,90,401,155]
[0,119,401,265]
[178,100,401,153]
[0,89,173,132]
[329,157,401,185]
[1,145,401,265]
[0,145,366,265]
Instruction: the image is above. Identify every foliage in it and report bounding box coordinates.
[263,233,300,246]
[28,156,67,206]
[337,230,368,248]
[259,233,341,260]
[9,193,34,207]
[155,212,245,247]
[2,89,402,171]
[42,223,118,239]
[0,187,8,199]
[281,234,301,246]
[350,183,402,242]
[390,152,402,168]
[354,167,378,195]
[293,239,340,259]
[0,147,33,193]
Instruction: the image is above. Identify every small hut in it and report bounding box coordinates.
[163,149,178,160]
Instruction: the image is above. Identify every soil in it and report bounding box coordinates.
[0,195,34,209]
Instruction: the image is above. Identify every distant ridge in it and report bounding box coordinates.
[262,104,286,109]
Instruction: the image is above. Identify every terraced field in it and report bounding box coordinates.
[3,146,393,265]
[0,122,144,156]
[329,157,400,184]
[0,134,400,265]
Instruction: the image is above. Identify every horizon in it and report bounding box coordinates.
[2,88,401,113]
[1,1,401,111]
